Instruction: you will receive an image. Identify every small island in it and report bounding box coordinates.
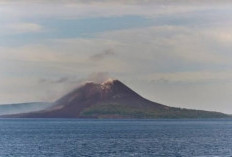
[3,79,229,119]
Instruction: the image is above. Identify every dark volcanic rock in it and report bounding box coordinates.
[3,79,229,118]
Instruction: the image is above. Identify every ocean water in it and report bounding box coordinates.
[0,119,232,157]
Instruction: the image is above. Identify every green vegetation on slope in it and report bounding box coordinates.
[80,103,228,119]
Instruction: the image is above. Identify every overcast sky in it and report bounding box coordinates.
[1,0,232,113]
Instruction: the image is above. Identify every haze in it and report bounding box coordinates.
[0,0,232,114]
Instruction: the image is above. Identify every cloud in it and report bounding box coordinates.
[90,49,116,61]
[40,72,110,84]
[1,0,231,45]
[1,0,230,21]
[0,23,43,35]
[85,72,111,83]
[39,77,71,84]
[97,25,232,67]
[2,24,232,80]
[7,23,43,33]
[1,0,231,5]
[144,71,232,83]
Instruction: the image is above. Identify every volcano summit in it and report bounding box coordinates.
[4,79,229,118]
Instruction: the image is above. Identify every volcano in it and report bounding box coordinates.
[3,79,229,118]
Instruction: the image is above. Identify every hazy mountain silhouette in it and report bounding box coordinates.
[0,102,52,116]
[2,79,229,118]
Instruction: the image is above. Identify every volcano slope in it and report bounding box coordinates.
[3,79,229,118]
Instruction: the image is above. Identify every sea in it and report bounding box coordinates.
[0,119,232,157]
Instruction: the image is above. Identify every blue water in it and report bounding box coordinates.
[0,119,232,157]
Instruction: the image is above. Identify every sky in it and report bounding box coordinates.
[1,0,232,113]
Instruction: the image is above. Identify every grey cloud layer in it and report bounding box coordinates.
[1,0,231,21]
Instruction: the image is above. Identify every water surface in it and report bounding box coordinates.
[0,119,232,157]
